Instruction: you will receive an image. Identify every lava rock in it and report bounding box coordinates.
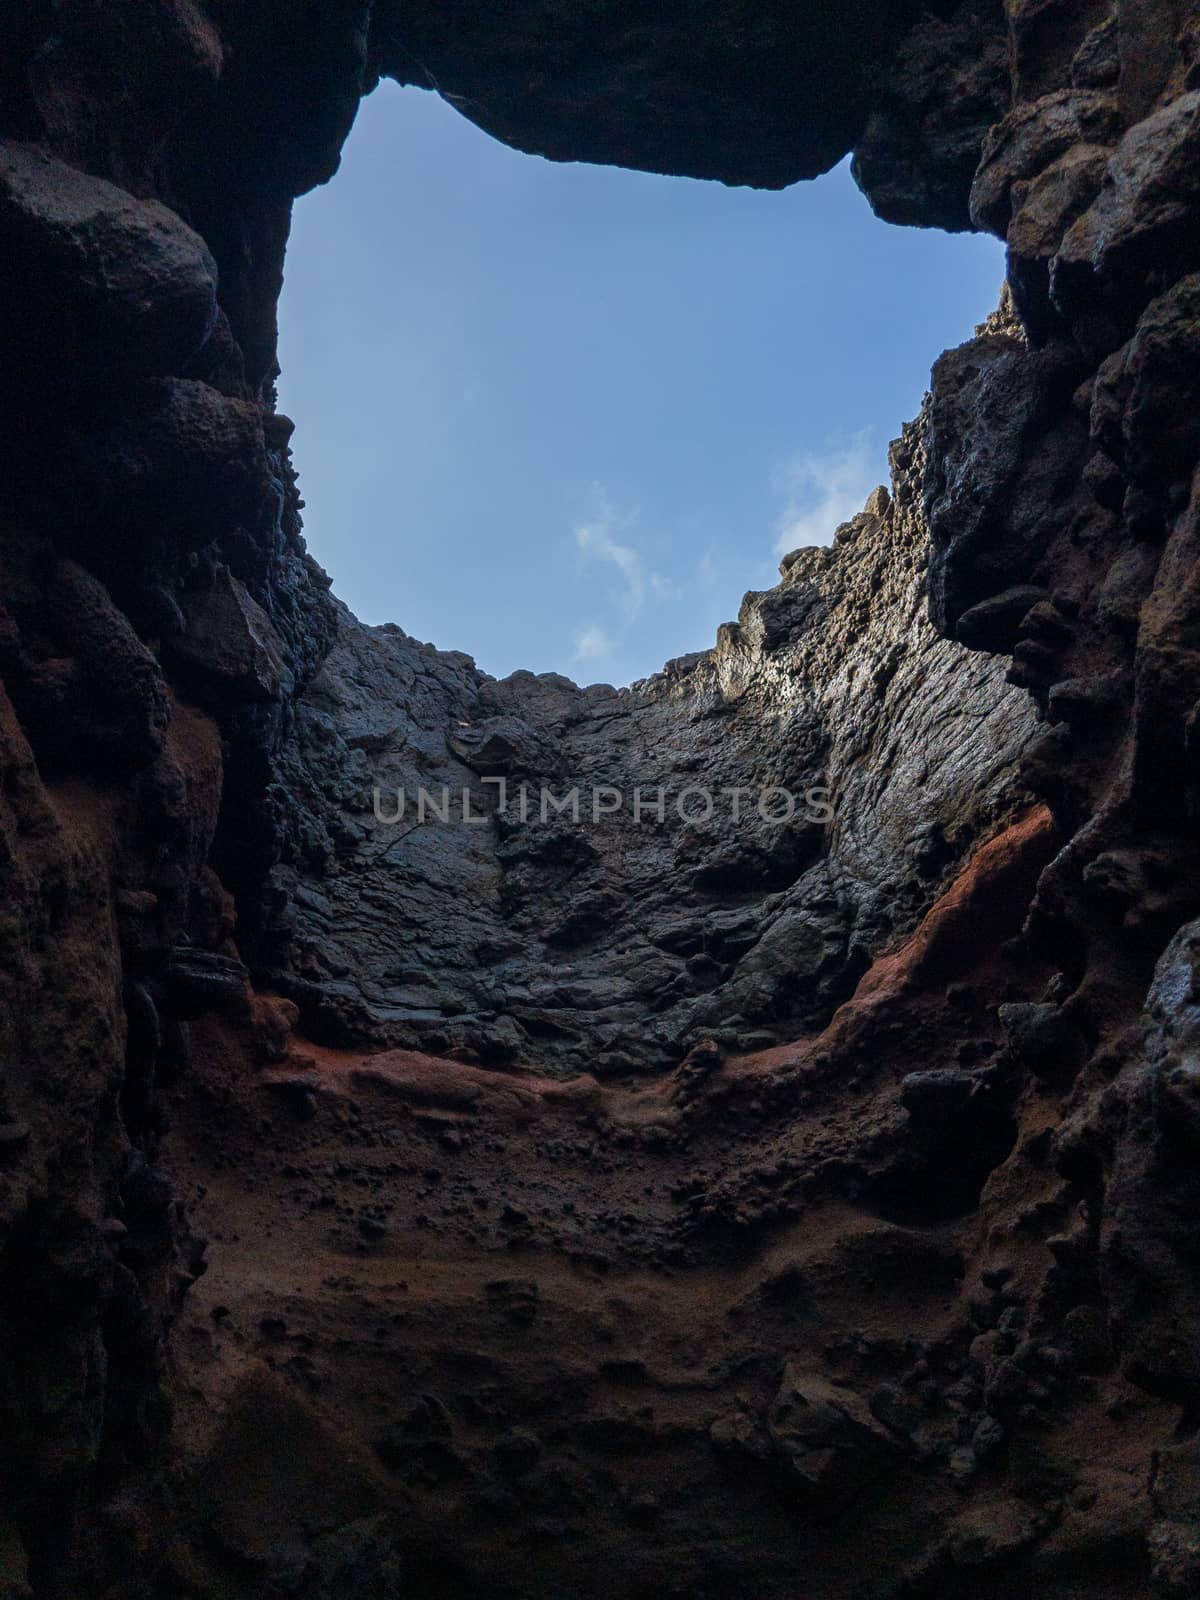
[163,948,251,1019]
[767,1365,898,1511]
[173,569,290,702]
[0,141,217,384]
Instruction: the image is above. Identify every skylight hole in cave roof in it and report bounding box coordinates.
[277,80,1005,690]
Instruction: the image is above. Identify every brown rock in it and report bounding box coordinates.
[174,570,289,701]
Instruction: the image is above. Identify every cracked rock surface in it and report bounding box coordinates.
[268,397,1034,1076]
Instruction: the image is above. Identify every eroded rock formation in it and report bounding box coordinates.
[2,2,1200,1596]
[267,396,1033,1072]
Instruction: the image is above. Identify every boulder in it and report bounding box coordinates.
[0,141,217,382]
[1052,91,1200,309]
[163,948,251,1019]
[767,1365,898,1511]
[969,90,1122,237]
[174,570,289,701]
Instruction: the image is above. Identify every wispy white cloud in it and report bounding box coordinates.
[574,495,655,614]
[694,549,718,593]
[573,622,614,662]
[773,433,879,557]
[568,494,732,683]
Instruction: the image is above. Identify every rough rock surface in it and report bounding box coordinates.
[2,2,1200,1597]
[267,401,1034,1075]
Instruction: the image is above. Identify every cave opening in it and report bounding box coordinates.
[12,3,1200,1596]
[247,83,1036,1085]
[277,80,1005,688]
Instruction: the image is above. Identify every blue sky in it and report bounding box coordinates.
[278,81,1004,688]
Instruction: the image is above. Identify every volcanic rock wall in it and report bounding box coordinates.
[267,383,1034,1073]
[1,2,1199,1597]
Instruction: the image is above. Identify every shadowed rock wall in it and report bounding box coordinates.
[1,1,1199,1596]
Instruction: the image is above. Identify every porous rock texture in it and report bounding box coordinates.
[2,3,1200,1597]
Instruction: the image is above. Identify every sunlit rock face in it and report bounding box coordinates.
[269,393,1034,1073]
[2,3,1200,1597]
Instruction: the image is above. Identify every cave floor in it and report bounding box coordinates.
[162,820,1167,1600]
